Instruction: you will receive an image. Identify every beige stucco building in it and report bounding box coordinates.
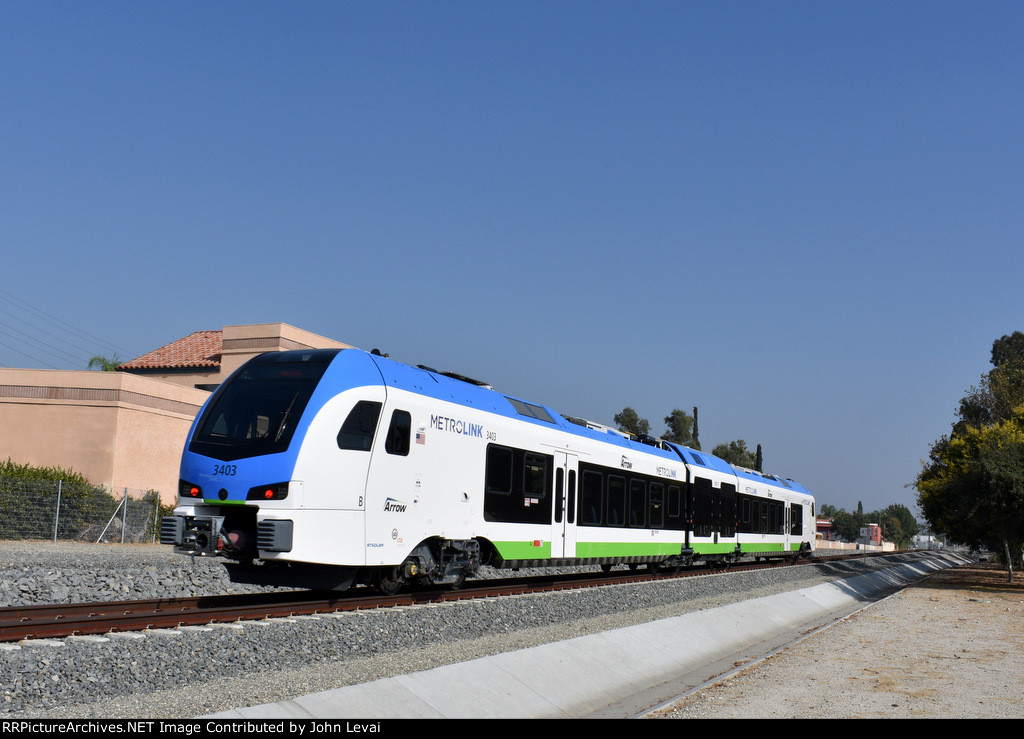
[0,323,353,503]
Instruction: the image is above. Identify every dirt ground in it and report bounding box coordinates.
[649,563,1024,719]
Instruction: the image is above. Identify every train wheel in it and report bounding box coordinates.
[374,566,405,595]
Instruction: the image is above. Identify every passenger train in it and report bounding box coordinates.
[160,348,816,592]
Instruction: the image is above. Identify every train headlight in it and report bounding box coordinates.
[179,479,203,499]
[247,482,289,501]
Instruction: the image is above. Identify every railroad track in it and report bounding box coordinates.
[0,569,653,642]
[0,552,882,643]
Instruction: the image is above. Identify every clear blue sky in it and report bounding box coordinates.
[3,2,1023,517]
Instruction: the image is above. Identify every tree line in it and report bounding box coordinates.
[916,331,1024,579]
[613,406,921,547]
[612,406,763,470]
[819,501,919,549]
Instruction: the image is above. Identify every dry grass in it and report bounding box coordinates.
[919,561,1024,593]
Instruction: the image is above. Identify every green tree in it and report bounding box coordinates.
[955,331,1024,432]
[662,408,695,446]
[712,439,757,468]
[820,502,920,546]
[917,408,1024,579]
[819,505,862,542]
[88,354,122,371]
[991,331,1024,369]
[614,407,650,437]
[874,503,920,549]
[916,332,1024,580]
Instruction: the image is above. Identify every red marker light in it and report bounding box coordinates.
[246,482,288,501]
[178,480,203,499]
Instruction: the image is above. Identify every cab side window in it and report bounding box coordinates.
[337,401,382,451]
[385,410,412,456]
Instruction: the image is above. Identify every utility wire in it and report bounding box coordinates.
[0,288,140,369]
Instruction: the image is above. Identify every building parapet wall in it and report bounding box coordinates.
[0,369,210,504]
[217,323,352,379]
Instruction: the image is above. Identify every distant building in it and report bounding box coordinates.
[0,323,352,503]
[911,533,944,550]
[859,523,883,547]
[815,517,836,541]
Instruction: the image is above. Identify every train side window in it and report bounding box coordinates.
[740,498,752,533]
[384,410,412,456]
[580,470,602,525]
[649,483,664,529]
[790,503,803,535]
[485,445,513,495]
[523,453,548,498]
[484,445,553,524]
[606,475,626,526]
[337,401,382,451]
[667,484,680,518]
[628,479,646,527]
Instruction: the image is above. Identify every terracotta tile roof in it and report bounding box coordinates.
[118,330,222,371]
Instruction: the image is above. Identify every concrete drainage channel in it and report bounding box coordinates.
[207,552,972,720]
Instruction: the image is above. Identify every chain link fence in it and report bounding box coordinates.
[0,476,171,543]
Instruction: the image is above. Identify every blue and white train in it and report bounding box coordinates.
[161,348,816,592]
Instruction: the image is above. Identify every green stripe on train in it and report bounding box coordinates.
[492,540,553,559]
[696,542,803,554]
[493,539,805,560]
[574,541,683,557]
[493,540,681,559]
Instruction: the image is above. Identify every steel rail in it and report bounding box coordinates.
[0,551,894,643]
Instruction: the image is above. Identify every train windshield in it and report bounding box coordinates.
[188,353,335,461]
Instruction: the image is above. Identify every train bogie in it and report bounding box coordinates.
[160,348,816,592]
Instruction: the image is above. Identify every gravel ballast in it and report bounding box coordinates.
[0,541,957,719]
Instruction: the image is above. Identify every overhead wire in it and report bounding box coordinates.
[0,288,140,370]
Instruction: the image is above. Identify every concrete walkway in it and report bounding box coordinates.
[208,553,972,719]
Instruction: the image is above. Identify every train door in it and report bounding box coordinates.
[719,483,737,541]
[303,391,385,513]
[552,452,578,558]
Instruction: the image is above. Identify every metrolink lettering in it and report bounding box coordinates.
[430,414,484,438]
